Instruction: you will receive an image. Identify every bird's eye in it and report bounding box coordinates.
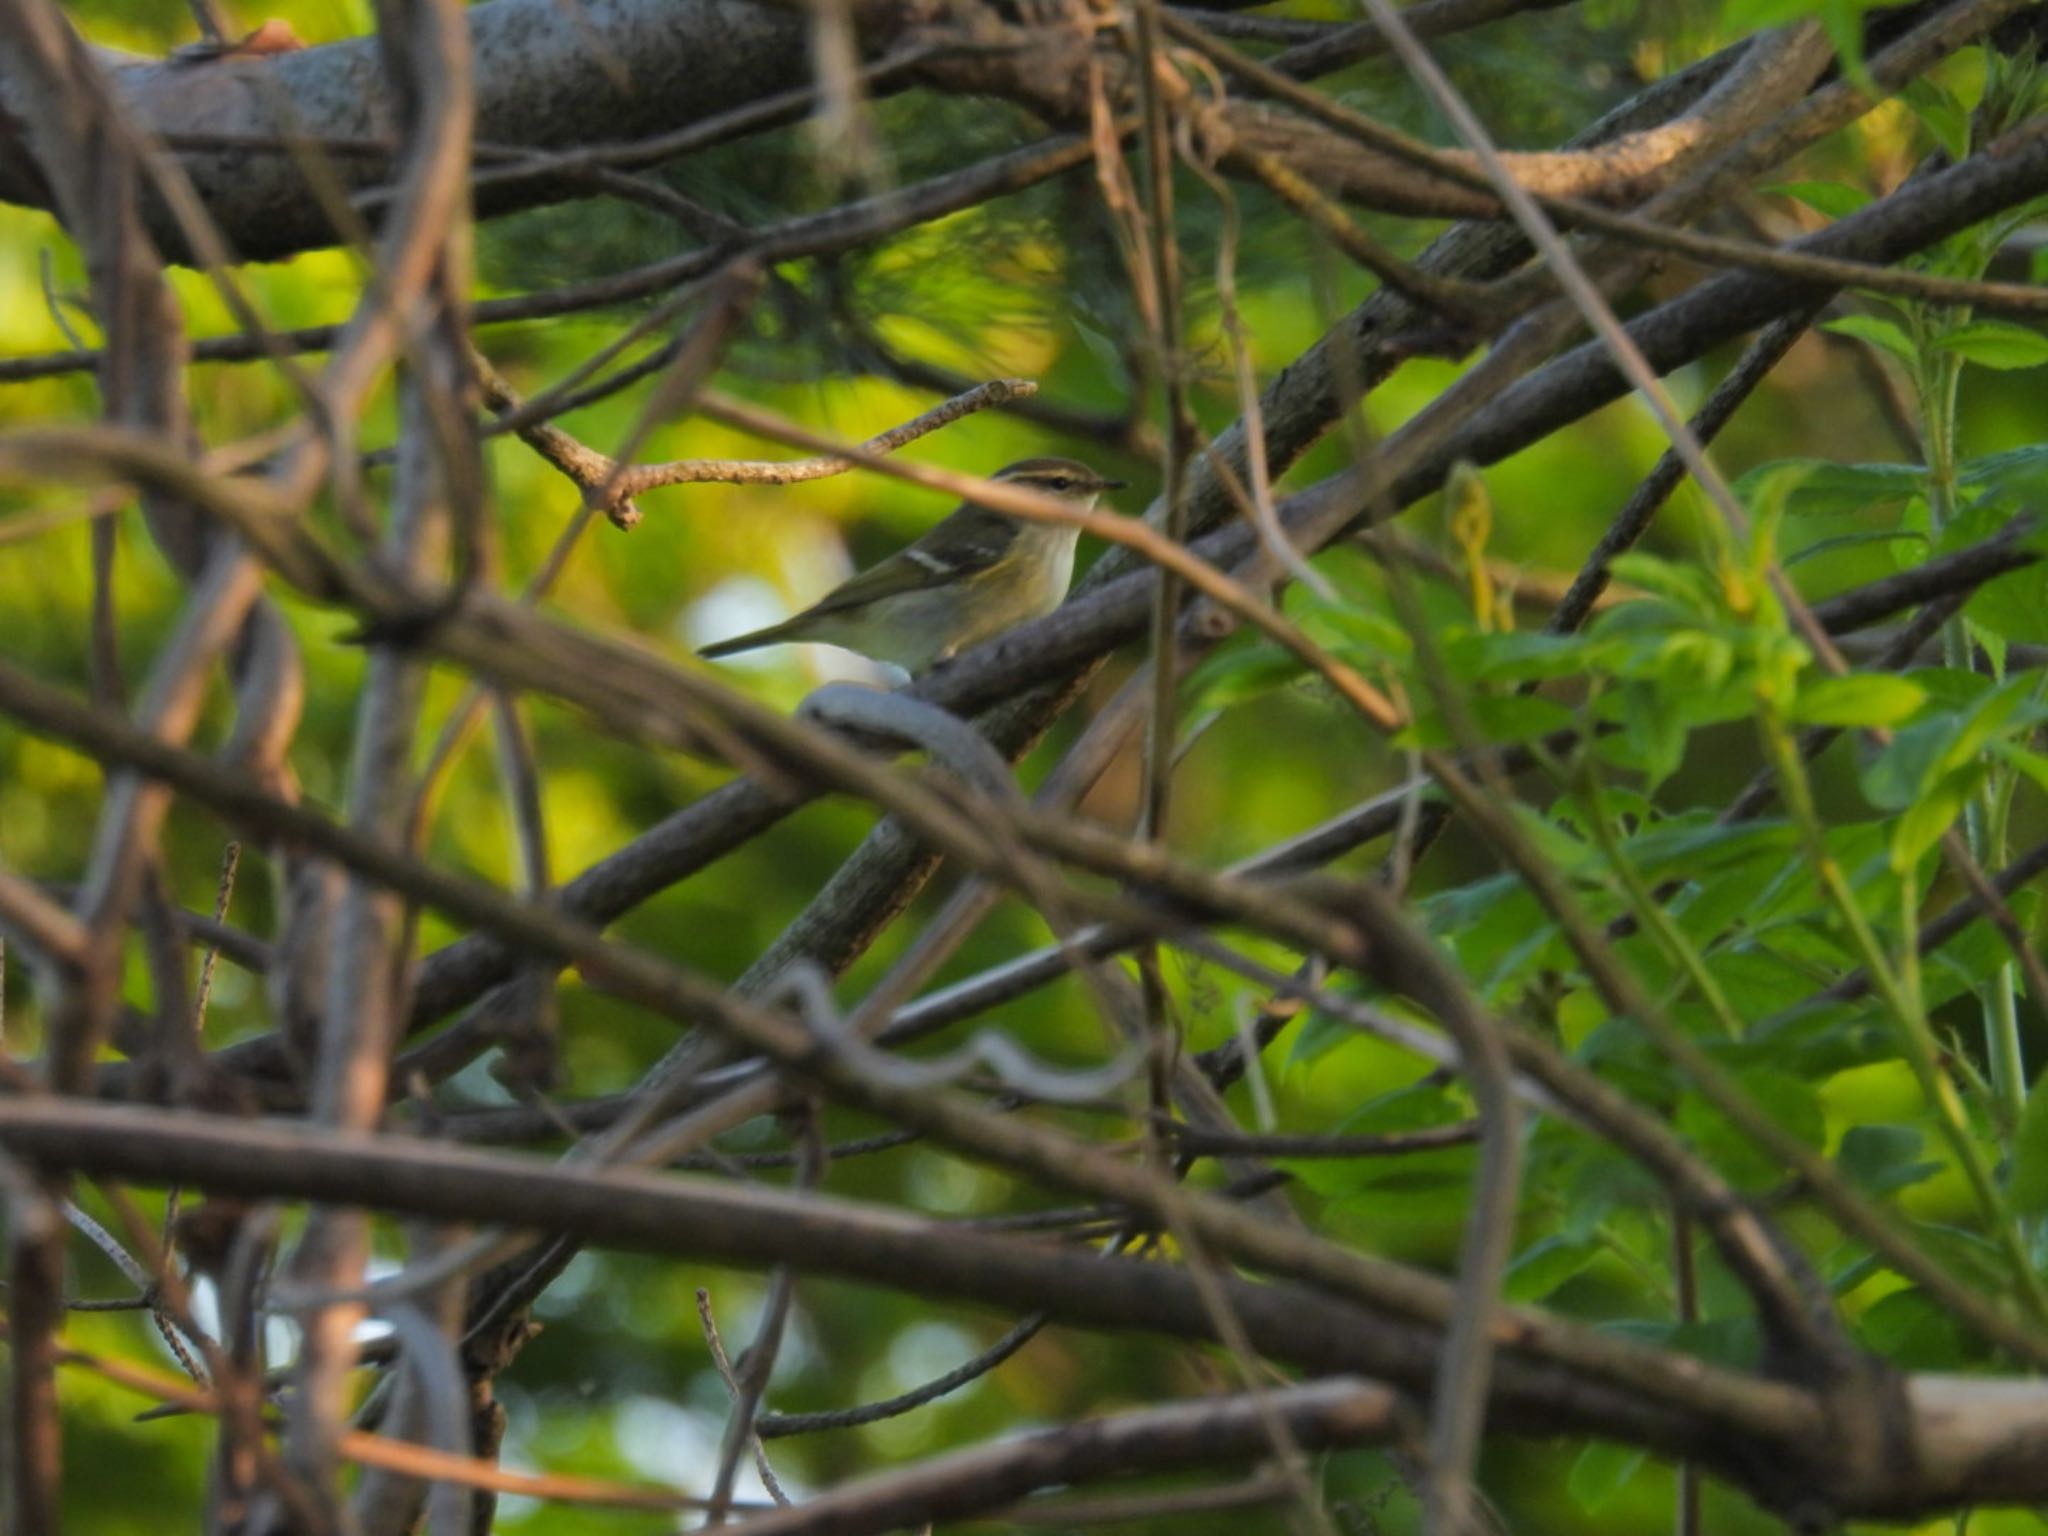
[1047,476,1073,491]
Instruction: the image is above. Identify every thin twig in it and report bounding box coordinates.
[696,1288,791,1513]
[190,840,241,1040]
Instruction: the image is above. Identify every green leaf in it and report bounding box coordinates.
[1286,1002,1367,1070]
[1437,630,1607,683]
[1858,1288,1974,1370]
[1568,1441,1646,1513]
[1296,593,1411,662]
[1958,442,2048,501]
[1862,673,2048,810]
[1939,497,2048,645]
[1602,1315,1761,1369]
[1503,1235,1598,1304]
[1393,693,1575,750]
[1750,999,1888,1078]
[1906,667,1998,711]
[1610,681,1686,789]
[1946,673,2048,767]
[1070,315,1124,376]
[1718,0,1822,25]
[1676,861,1800,948]
[1901,74,1970,162]
[1786,673,1926,728]
[1677,1072,1823,1192]
[1824,313,1920,367]
[1889,763,1983,873]
[1786,528,1926,569]
[1861,719,1956,811]
[1711,946,1838,1024]
[1923,889,2041,1007]
[1509,799,1601,877]
[1832,1249,1884,1297]
[1743,460,1823,548]
[1734,456,1921,517]
[1419,871,1519,936]
[1604,552,1725,616]
[1767,179,1871,219]
[1993,741,2048,798]
[1937,319,2048,371]
[1179,643,1307,713]
[1837,1125,1941,1196]
[1970,616,2010,679]
[1621,815,1800,881]
[1819,0,1877,91]
[1423,876,1566,1003]
[2008,1069,2048,1216]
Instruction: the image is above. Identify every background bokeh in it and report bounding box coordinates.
[2,1,2044,1531]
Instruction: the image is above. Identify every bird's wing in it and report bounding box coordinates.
[801,506,1014,618]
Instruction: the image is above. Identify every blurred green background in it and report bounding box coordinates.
[3,0,2045,1531]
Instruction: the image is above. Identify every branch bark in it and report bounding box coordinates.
[0,0,818,259]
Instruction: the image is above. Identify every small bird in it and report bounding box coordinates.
[700,457,1125,674]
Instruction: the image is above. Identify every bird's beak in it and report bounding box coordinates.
[1100,478,1128,492]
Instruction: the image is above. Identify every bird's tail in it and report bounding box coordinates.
[699,618,799,661]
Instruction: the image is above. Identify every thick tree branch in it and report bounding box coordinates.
[0,0,819,259]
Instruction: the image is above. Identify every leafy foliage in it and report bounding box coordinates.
[6,1,2048,1533]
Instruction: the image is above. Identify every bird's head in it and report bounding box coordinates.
[989,457,1126,504]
